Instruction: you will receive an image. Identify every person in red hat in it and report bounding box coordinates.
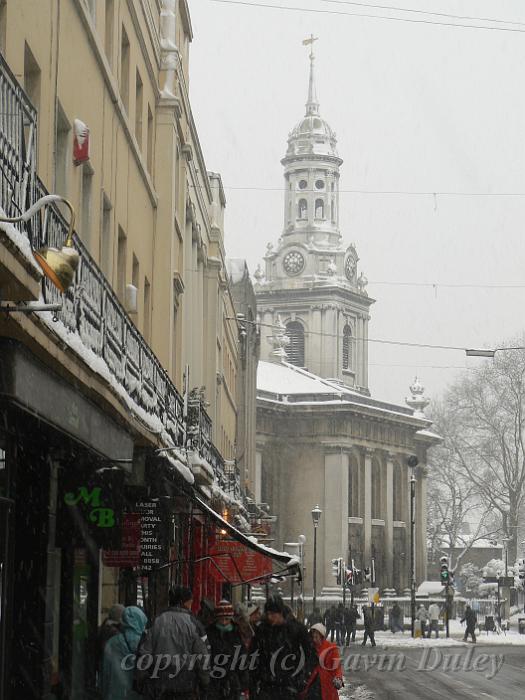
[301,623,344,700]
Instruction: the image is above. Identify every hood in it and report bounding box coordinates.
[122,606,147,638]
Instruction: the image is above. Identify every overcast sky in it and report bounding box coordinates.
[189,0,525,406]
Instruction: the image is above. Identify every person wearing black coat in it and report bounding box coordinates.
[460,605,477,643]
[250,596,319,700]
[206,600,248,699]
[344,604,360,645]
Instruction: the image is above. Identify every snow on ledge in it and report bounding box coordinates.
[0,210,43,274]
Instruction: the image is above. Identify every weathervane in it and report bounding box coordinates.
[302,35,319,116]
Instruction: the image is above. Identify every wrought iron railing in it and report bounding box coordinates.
[0,54,38,227]
[0,53,193,456]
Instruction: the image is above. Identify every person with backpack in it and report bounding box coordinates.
[101,605,147,700]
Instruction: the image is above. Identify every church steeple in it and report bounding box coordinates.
[255,38,374,392]
[304,35,319,116]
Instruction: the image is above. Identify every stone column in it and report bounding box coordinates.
[363,449,373,566]
[323,451,349,591]
[417,466,428,583]
[310,305,322,376]
[259,308,274,362]
[385,453,394,589]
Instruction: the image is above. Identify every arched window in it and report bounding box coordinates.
[393,462,404,521]
[285,321,305,367]
[342,325,353,370]
[298,198,307,219]
[315,198,324,219]
[348,455,360,517]
[331,198,335,222]
[371,459,382,519]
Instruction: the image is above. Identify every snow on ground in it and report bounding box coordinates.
[360,627,525,649]
[340,685,375,700]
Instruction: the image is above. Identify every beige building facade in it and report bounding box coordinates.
[0,3,260,697]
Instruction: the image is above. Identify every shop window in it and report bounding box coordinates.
[285,321,305,367]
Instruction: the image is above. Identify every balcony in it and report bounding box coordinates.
[0,53,229,488]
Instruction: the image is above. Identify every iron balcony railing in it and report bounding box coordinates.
[0,52,219,464]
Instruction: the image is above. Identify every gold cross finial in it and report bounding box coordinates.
[302,34,318,59]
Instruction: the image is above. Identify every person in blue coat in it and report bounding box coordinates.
[102,605,148,700]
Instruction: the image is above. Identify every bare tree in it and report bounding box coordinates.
[432,342,525,563]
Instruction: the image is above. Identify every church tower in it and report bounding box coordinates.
[255,40,373,391]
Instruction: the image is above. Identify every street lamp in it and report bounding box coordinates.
[0,194,79,293]
[311,504,322,613]
[407,455,418,637]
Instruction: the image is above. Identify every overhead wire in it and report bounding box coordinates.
[189,184,525,197]
[322,0,525,27]
[210,0,525,34]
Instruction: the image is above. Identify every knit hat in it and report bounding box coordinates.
[310,623,327,638]
[264,595,286,614]
[215,599,234,618]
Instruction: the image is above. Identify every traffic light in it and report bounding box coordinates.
[331,557,342,585]
[364,567,371,581]
[345,568,353,587]
[440,556,450,585]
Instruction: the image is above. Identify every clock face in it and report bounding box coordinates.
[283,251,305,276]
[345,256,356,281]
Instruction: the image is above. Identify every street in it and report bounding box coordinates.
[340,645,524,700]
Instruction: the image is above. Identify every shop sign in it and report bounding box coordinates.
[64,486,115,528]
[210,538,273,584]
[137,500,168,572]
[102,513,141,567]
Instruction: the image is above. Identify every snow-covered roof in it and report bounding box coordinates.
[257,360,428,423]
[417,581,445,596]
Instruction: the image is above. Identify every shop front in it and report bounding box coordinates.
[0,338,134,700]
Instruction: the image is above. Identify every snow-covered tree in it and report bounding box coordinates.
[430,342,525,563]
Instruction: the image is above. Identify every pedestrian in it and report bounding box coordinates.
[334,604,345,646]
[207,600,248,699]
[361,605,376,647]
[234,602,258,650]
[301,623,344,700]
[427,602,441,639]
[389,603,403,634]
[344,604,360,645]
[250,595,318,699]
[197,597,215,630]
[416,604,429,639]
[97,603,125,672]
[137,585,209,698]
[323,606,335,642]
[309,607,323,626]
[461,605,477,643]
[101,605,147,700]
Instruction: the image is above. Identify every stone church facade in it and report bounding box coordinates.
[254,48,440,597]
